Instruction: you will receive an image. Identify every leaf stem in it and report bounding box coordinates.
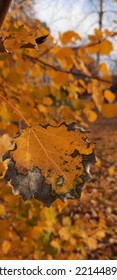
[0,94,31,127]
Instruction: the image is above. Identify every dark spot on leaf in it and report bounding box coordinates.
[71,149,80,158]
[36,34,48,45]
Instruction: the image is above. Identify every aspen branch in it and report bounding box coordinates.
[23,54,117,87]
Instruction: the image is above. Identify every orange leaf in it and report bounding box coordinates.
[3,123,95,206]
[59,31,81,45]
[101,104,117,118]
[87,40,113,55]
[94,29,103,40]
[87,44,99,54]
[108,166,116,175]
[85,110,97,123]
[99,40,113,55]
[2,240,11,255]
[104,90,115,103]
[0,134,13,158]
[87,237,97,250]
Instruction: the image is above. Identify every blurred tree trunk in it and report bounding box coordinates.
[96,0,105,65]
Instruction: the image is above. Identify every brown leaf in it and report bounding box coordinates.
[3,122,96,206]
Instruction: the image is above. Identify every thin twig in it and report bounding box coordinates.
[0,94,31,127]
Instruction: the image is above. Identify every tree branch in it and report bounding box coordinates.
[23,53,117,86]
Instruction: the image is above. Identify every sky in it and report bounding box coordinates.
[35,0,98,38]
[35,0,117,73]
[35,0,117,36]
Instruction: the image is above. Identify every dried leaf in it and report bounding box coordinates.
[108,166,115,176]
[3,122,96,206]
[21,35,48,49]
[2,240,11,255]
[104,90,115,103]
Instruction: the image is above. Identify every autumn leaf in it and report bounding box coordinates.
[0,134,13,158]
[84,109,97,123]
[20,34,48,49]
[104,90,115,103]
[87,40,113,55]
[59,31,81,45]
[3,122,95,206]
[2,240,11,255]
[99,40,113,55]
[101,104,117,118]
[2,25,48,53]
[108,166,116,176]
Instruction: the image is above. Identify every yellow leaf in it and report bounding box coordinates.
[30,226,42,239]
[43,97,53,106]
[62,217,71,226]
[108,166,115,175]
[59,31,81,45]
[40,207,57,231]
[0,134,13,158]
[2,240,11,255]
[95,230,105,240]
[104,90,115,103]
[95,158,101,167]
[84,109,97,122]
[0,103,11,127]
[51,239,61,252]
[58,227,71,241]
[99,40,113,55]
[87,40,113,55]
[98,211,106,228]
[37,104,48,114]
[101,104,117,118]
[87,44,99,54]
[87,237,97,250]
[98,63,110,76]
[48,70,68,85]
[0,204,6,216]
[56,47,74,70]
[104,29,111,36]
[94,29,103,40]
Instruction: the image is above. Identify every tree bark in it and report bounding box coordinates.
[0,0,12,27]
